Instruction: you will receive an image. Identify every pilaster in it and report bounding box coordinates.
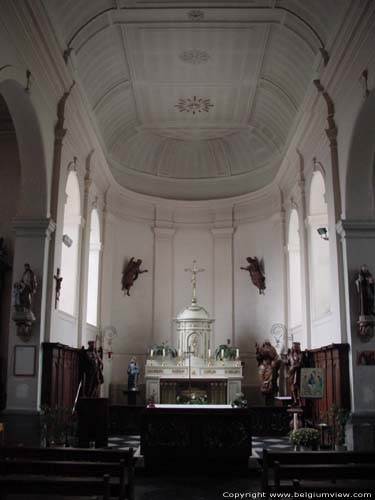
[153,227,175,346]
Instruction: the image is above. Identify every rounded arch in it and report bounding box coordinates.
[345,90,375,220]
[0,71,48,218]
[59,170,81,316]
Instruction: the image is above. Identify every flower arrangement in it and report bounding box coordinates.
[326,404,350,448]
[289,427,320,448]
[152,341,178,357]
[40,405,73,446]
[231,392,248,408]
[215,344,238,360]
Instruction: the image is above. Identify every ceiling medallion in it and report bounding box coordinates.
[179,49,210,65]
[188,10,204,22]
[174,96,214,115]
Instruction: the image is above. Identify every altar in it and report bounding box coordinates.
[145,260,243,404]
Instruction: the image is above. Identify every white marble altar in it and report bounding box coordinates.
[145,260,242,404]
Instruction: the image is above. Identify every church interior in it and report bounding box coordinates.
[1,0,375,497]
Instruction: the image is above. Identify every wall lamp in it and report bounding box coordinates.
[62,234,73,247]
[317,227,329,241]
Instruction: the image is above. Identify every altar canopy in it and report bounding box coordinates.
[145,261,242,404]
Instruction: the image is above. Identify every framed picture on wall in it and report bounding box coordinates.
[13,345,36,376]
[300,367,324,399]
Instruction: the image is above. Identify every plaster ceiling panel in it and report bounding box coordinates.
[96,86,137,148]
[261,25,314,107]
[276,0,351,47]
[123,26,264,84]
[113,131,165,175]
[157,139,227,178]
[221,130,274,175]
[75,27,129,107]
[42,0,116,46]
[134,84,240,125]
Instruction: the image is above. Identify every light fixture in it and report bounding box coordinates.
[317,227,329,241]
[62,234,73,247]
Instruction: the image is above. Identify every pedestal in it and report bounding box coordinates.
[122,389,140,406]
[77,398,108,447]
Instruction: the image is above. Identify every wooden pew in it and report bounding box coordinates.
[0,446,135,500]
[262,449,375,493]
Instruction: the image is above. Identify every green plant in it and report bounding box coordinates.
[289,427,320,448]
[231,392,248,408]
[152,341,178,357]
[326,404,350,446]
[40,405,73,446]
[215,344,237,360]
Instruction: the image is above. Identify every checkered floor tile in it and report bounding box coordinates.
[108,434,292,458]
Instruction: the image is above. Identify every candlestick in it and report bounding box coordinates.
[178,348,181,357]
[208,348,211,358]
[236,348,239,358]
[162,348,166,357]
[150,349,154,357]
[221,348,224,359]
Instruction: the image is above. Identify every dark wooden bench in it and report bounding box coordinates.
[262,449,375,493]
[0,446,135,500]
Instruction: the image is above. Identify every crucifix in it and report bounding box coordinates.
[184,260,205,305]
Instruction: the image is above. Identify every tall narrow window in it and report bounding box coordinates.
[309,171,331,318]
[288,209,302,328]
[86,209,101,326]
[59,171,81,315]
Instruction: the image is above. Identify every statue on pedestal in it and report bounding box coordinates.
[241,257,266,294]
[255,341,281,404]
[356,264,375,317]
[286,342,303,406]
[127,357,140,390]
[80,341,104,398]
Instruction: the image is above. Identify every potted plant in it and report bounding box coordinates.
[152,341,177,357]
[289,427,320,451]
[40,405,73,446]
[327,404,350,451]
[231,392,248,408]
[215,344,237,360]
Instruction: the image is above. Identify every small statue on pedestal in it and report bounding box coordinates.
[80,341,104,398]
[286,342,304,406]
[241,257,266,294]
[255,341,281,405]
[127,357,140,390]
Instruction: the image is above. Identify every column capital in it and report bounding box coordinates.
[336,219,375,240]
[13,217,56,238]
[153,227,175,240]
[211,227,234,238]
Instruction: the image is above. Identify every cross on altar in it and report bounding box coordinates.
[184,260,205,304]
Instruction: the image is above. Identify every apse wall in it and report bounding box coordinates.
[104,188,286,398]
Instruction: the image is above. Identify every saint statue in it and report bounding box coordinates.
[12,263,37,311]
[241,257,266,294]
[286,342,303,406]
[355,264,375,317]
[121,258,148,296]
[127,357,140,390]
[80,341,104,398]
[255,341,281,404]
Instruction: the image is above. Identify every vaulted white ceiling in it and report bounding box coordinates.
[42,0,350,200]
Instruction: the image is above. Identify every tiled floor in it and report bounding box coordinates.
[108,433,293,458]
[108,434,293,499]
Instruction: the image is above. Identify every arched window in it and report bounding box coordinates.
[309,171,331,319]
[59,171,81,315]
[86,209,101,326]
[288,209,302,328]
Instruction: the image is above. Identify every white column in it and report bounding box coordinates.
[211,228,234,347]
[336,220,375,450]
[153,227,175,346]
[6,217,55,411]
